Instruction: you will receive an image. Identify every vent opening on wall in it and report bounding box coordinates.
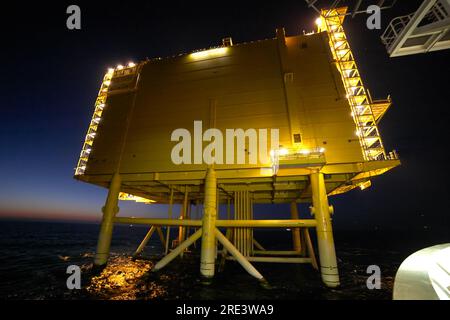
[284,72,294,83]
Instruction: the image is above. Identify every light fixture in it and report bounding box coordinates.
[334,41,344,48]
[299,149,310,155]
[118,192,156,204]
[315,17,323,28]
[359,180,372,190]
[356,105,364,114]
[349,86,358,95]
[190,47,228,59]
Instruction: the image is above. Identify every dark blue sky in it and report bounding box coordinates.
[1,1,449,230]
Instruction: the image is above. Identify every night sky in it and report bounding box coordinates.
[1,1,449,231]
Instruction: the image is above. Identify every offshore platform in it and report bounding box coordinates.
[74,7,400,288]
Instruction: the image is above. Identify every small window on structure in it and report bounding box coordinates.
[284,72,294,84]
[293,133,302,143]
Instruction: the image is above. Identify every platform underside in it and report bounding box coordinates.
[75,159,399,204]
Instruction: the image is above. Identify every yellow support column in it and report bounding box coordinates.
[133,226,156,257]
[94,172,121,266]
[290,201,302,252]
[164,188,174,255]
[200,168,217,280]
[310,171,340,287]
[178,186,189,246]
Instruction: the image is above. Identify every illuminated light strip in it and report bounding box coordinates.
[190,47,228,59]
[317,9,386,161]
[75,68,114,175]
[359,180,372,191]
[118,192,156,204]
[75,63,139,175]
[267,147,326,176]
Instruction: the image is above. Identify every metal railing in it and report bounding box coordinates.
[382,0,449,50]
[381,13,414,48]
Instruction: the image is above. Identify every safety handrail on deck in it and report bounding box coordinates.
[381,13,414,48]
[114,217,318,228]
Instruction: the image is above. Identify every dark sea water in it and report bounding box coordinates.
[0,219,448,300]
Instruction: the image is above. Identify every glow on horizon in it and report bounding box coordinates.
[0,203,179,222]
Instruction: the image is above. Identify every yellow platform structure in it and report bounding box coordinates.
[74,8,400,288]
